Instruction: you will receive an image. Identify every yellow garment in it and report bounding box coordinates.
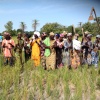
[31,38,41,66]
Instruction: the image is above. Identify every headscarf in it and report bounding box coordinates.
[96,35,100,38]
[34,31,40,37]
[55,33,60,38]
[49,32,54,36]
[60,33,64,38]
[67,33,72,36]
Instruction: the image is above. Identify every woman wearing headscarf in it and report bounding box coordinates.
[63,33,73,68]
[44,32,56,70]
[56,33,64,68]
[71,34,81,69]
[91,35,100,68]
[2,32,15,66]
[24,35,31,62]
[39,32,47,69]
[30,32,41,67]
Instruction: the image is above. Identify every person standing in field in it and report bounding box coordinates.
[39,32,47,70]
[56,33,64,68]
[81,31,89,64]
[63,33,73,68]
[86,34,93,66]
[14,32,24,67]
[30,32,41,67]
[44,32,56,70]
[71,34,81,69]
[24,35,31,62]
[2,32,15,66]
[0,34,3,53]
[91,35,100,68]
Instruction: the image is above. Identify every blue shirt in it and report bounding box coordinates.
[0,36,3,42]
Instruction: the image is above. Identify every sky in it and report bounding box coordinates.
[0,0,100,32]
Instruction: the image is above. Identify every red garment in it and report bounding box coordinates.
[2,39,15,57]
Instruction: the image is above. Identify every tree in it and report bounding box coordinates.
[32,19,39,31]
[4,21,13,32]
[41,23,67,34]
[20,22,26,33]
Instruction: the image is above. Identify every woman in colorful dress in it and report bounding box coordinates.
[30,32,41,67]
[2,32,15,66]
[91,35,100,68]
[71,34,81,69]
[40,32,47,69]
[24,35,31,62]
[44,32,56,70]
[63,33,73,68]
[56,33,64,68]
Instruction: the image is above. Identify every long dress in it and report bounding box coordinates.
[46,40,56,70]
[71,49,81,69]
[62,39,72,67]
[56,41,63,68]
[31,38,41,67]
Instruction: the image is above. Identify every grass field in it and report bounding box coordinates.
[0,36,100,100]
[0,60,100,100]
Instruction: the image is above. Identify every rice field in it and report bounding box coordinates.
[0,59,100,100]
[0,36,100,100]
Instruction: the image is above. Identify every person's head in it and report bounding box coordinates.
[96,35,100,41]
[49,32,55,40]
[67,33,72,41]
[24,36,29,41]
[59,37,63,42]
[74,34,79,40]
[55,33,60,39]
[5,32,11,40]
[17,32,22,39]
[34,31,40,39]
[87,34,92,41]
[84,31,90,37]
[41,32,47,40]
[63,31,67,38]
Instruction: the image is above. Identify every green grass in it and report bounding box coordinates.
[0,36,100,99]
[0,60,100,99]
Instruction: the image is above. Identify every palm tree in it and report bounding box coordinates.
[20,22,26,33]
[4,21,13,32]
[32,19,39,31]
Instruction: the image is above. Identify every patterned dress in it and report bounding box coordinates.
[71,50,81,69]
[62,39,72,67]
[46,40,56,70]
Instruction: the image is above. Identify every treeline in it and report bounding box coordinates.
[0,20,100,36]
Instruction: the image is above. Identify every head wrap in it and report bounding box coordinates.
[55,33,60,37]
[49,32,54,36]
[60,33,64,38]
[87,34,92,37]
[67,33,72,36]
[84,31,90,35]
[96,35,100,38]
[63,31,67,35]
[34,31,40,37]
[75,33,79,37]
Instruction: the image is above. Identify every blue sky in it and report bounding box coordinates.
[0,0,100,32]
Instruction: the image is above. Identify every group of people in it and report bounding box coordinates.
[0,31,100,70]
